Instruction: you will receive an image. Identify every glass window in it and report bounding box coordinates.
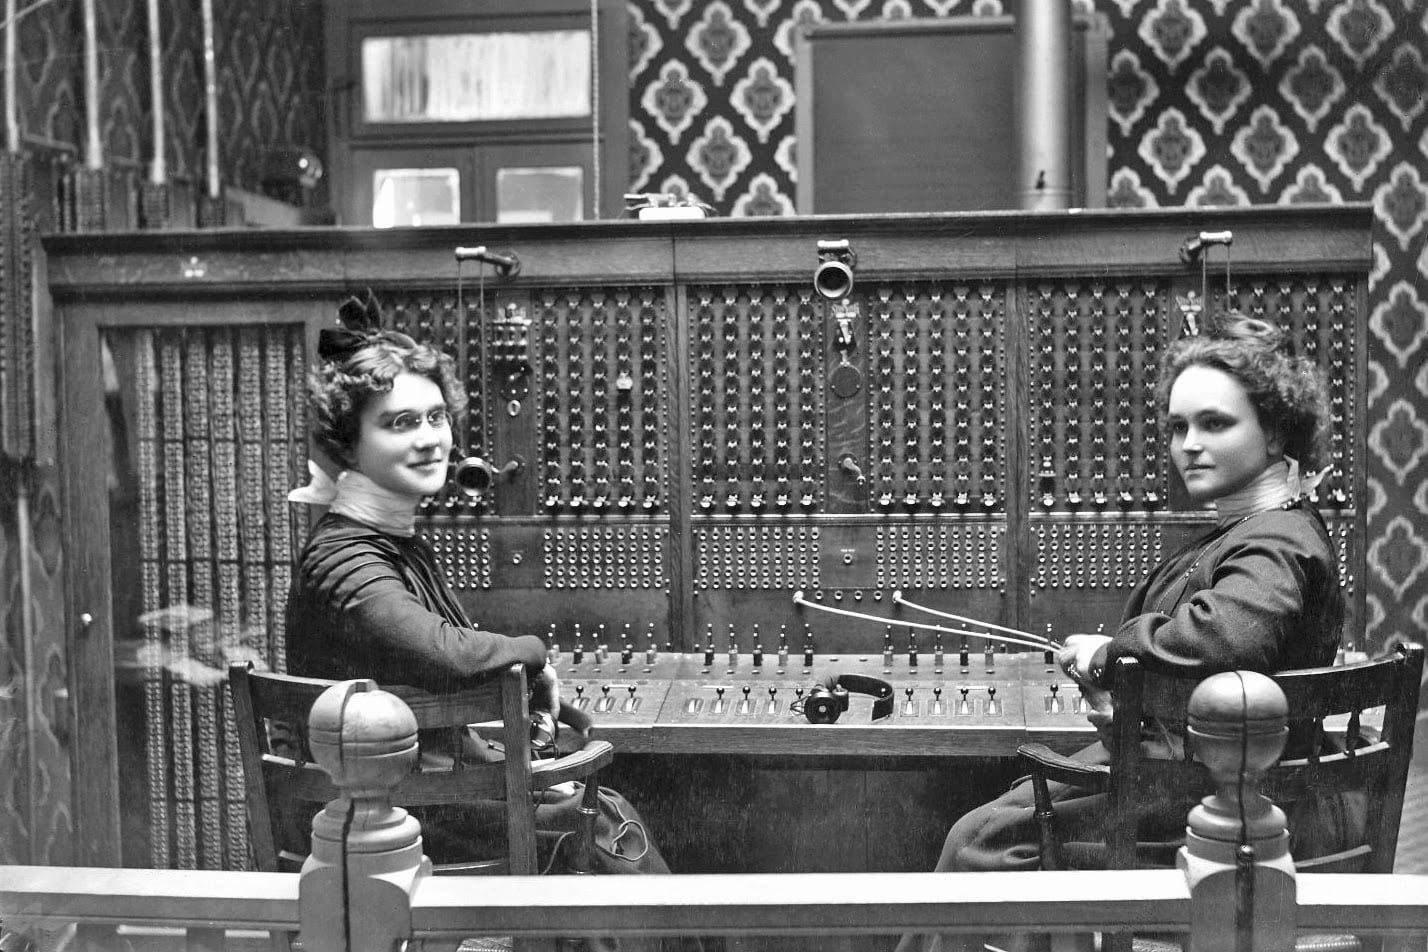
[496,165,584,223]
[362,31,591,123]
[372,168,461,228]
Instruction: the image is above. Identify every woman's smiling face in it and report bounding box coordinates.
[1167,364,1282,504]
[349,371,453,502]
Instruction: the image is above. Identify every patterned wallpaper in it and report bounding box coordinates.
[627,0,1428,654]
[9,0,325,219]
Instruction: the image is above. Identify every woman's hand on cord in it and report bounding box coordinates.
[530,663,561,719]
[1056,633,1112,687]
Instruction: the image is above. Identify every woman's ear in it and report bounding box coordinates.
[1266,429,1286,460]
[311,444,348,476]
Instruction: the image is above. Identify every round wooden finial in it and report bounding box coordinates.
[308,679,419,798]
[1185,671,1290,848]
[1187,670,1288,779]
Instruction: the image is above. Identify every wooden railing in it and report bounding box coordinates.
[4,671,1426,952]
[4,866,1426,952]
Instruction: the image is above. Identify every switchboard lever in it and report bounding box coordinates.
[902,688,918,717]
[573,684,589,710]
[986,686,1000,716]
[931,686,946,715]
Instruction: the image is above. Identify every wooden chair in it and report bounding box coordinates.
[228,660,615,877]
[1017,641,1424,952]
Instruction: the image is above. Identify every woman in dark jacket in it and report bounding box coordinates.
[284,295,669,885]
[898,312,1346,952]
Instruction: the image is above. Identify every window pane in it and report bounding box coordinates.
[372,168,461,228]
[496,166,584,223]
[362,31,591,123]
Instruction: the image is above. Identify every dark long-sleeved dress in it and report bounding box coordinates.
[285,511,670,876]
[287,512,547,689]
[934,499,1345,873]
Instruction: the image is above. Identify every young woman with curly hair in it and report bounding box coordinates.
[284,297,679,909]
[898,312,1348,952]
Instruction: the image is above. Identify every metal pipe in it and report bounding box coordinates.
[1016,0,1071,210]
[200,0,219,198]
[4,0,17,151]
[146,0,165,184]
[83,0,101,168]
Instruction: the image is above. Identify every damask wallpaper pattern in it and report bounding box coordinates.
[626,0,1428,658]
[9,0,324,213]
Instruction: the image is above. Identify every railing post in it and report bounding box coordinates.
[300,679,431,952]
[1178,671,1296,952]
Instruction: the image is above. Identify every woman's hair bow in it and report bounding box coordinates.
[317,289,415,362]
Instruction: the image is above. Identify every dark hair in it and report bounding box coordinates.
[307,333,466,465]
[1154,312,1331,471]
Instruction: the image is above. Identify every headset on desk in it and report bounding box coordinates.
[791,674,895,724]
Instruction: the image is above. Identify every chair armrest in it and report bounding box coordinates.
[529,739,615,789]
[1017,742,1111,793]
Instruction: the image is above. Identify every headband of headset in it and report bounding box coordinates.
[802,673,894,723]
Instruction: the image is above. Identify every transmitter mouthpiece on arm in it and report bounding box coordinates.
[453,245,521,277]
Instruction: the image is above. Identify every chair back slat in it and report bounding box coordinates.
[1274,658,1403,714]
[385,680,506,730]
